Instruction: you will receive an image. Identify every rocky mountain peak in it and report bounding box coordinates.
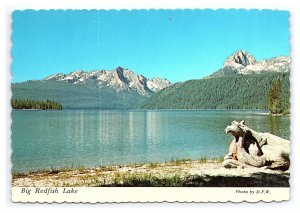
[224,50,257,68]
[209,50,290,77]
[43,67,172,96]
[116,66,125,73]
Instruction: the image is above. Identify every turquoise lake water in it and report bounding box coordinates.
[12,110,290,173]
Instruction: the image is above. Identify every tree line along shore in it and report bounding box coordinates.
[11,99,62,110]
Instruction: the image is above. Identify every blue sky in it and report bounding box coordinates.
[12,10,290,83]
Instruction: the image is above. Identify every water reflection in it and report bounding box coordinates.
[268,115,290,140]
[12,110,290,173]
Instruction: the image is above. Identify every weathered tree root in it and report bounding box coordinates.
[223,120,290,171]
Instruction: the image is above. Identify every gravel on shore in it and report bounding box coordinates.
[12,160,290,187]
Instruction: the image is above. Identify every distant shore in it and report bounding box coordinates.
[12,159,289,187]
[13,109,61,111]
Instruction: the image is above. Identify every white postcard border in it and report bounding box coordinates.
[12,187,289,203]
[2,0,300,207]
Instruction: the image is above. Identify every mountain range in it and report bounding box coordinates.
[209,50,290,77]
[12,67,171,109]
[43,67,172,96]
[12,50,290,110]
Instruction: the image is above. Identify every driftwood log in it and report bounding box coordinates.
[223,120,290,170]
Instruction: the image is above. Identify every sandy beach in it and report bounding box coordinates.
[12,159,290,187]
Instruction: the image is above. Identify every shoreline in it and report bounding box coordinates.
[12,159,289,187]
[13,108,268,111]
[12,109,62,111]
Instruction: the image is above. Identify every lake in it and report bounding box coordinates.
[12,110,290,173]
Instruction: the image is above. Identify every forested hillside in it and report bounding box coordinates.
[12,80,147,109]
[137,73,290,110]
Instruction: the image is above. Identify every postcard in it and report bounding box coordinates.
[11,9,290,203]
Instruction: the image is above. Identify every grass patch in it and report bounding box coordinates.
[198,157,223,163]
[169,158,192,165]
[99,172,184,187]
[95,172,289,187]
[148,162,159,169]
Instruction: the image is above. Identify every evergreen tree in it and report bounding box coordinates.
[267,79,284,114]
